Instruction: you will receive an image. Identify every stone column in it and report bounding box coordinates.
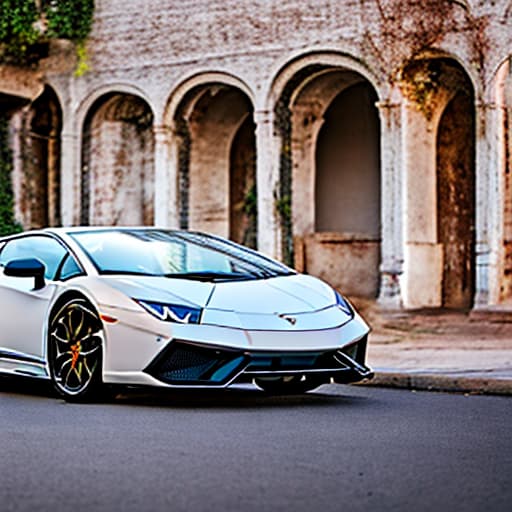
[153,125,179,228]
[60,130,80,226]
[376,101,404,308]
[401,102,443,308]
[473,101,497,308]
[254,110,281,259]
[9,111,24,226]
[47,128,60,226]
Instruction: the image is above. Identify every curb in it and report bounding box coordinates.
[358,371,512,396]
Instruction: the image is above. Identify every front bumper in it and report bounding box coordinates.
[100,305,372,388]
[143,335,373,387]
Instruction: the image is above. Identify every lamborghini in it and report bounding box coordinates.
[0,227,372,401]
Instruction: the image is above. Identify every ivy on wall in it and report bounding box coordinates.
[0,0,94,69]
[361,0,489,108]
[0,0,40,64]
[0,2,94,233]
[45,0,94,75]
[45,0,94,41]
[0,115,22,236]
[274,64,324,267]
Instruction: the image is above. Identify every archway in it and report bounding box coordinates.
[402,57,475,309]
[275,64,381,297]
[173,83,256,246]
[436,89,475,309]
[19,85,62,228]
[316,82,381,234]
[81,93,154,226]
[229,114,257,248]
[492,56,512,305]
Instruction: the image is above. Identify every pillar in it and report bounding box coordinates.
[376,101,404,308]
[402,102,443,308]
[60,130,80,226]
[255,110,281,259]
[474,102,497,308]
[153,125,179,228]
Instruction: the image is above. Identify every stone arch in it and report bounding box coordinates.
[168,78,256,246]
[81,92,154,226]
[407,47,481,101]
[270,54,382,297]
[164,72,255,125]
[76,84,154,134]
[15,85,62,228]
[265,50,384,110]
[401,57,476,309]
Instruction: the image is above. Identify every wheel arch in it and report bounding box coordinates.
[45,288,106,370]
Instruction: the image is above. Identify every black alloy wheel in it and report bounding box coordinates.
[48,297,104,401]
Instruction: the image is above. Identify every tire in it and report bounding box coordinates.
[254,375,325,394]
[48,296,104,402]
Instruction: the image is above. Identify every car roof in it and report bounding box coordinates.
[47,226,179,234]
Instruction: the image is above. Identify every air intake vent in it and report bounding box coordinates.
[145,341,247,386]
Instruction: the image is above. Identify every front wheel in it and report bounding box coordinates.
[254,375,325,394]
[48,297,104,401]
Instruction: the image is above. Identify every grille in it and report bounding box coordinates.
[145,341,247,385]
[146,336,370,386]
[245,350,345,373]
[157,347,219,381]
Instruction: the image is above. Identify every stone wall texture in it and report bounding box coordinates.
[3,0,512,310]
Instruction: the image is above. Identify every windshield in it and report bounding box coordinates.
[69,229,294,281]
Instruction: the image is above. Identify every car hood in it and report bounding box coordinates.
[103,273,351,330]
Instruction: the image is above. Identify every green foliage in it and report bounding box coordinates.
[0,0,94,65]
[0,116,23,236]
[275,194,291,223]
[74,40,90,77]
[0,0,40,63]
[243,184,257,217]
[45,0,94,42]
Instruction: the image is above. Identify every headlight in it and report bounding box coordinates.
[135,299,202,324]
[335,291,354,318]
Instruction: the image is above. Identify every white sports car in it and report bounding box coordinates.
[0,227,372,401]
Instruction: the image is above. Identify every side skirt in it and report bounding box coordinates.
[0,349,49,379]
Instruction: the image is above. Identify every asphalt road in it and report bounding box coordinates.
[0,380,510,512]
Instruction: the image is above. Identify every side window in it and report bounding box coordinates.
[58,253,82,281]
[0,236,79,281]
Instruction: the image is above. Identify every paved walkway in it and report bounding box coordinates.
[352,300,512,395]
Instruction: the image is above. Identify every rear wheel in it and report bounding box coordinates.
[254,375,325,394]
[48,297,104,402]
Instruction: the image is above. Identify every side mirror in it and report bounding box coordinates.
[4,258,46,290]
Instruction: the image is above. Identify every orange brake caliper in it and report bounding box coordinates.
[70,342,81,370]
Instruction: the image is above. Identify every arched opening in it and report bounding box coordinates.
[401,57,475,309]
[315,82,381,236]
[436,90,475,309]
[229,114,257,248]
[275,66,381,297]
[173,84,256,246]
[492,56,512,305]
[19,85,62,228]
[81,93,154,226]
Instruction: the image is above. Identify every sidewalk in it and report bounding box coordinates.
[352,299,512,396]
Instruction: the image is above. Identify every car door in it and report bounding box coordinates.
[0,235,74,360]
